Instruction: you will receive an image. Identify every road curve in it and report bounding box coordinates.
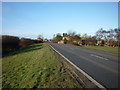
[48,42,119,88]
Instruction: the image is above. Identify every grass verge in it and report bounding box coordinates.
[83,45,119,54]
[2,43,81,88]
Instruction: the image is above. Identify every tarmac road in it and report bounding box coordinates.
[49,42,119,88]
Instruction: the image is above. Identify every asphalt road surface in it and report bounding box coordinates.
[49,43,119,88]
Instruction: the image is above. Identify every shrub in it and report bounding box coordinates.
[2,35,43,54]
[2,35,20,53]
[19,38,35,48]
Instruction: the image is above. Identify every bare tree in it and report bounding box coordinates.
[38,35,42,39]
[96,28,104,40]
[68,30,76,36]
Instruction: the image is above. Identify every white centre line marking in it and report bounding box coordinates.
[49,44,106,89]
[90,54,109,61]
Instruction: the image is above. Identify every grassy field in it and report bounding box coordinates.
[84,45,119,54]
[2,43,81,88]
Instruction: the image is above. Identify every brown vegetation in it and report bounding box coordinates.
[51,28,120,47]
[2,35,43,54]
[2,35,20,53]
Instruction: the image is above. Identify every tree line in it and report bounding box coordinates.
[51,28,120,47]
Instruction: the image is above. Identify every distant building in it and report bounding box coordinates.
[58,40,64,44]
[63,36,70,41]
[58,36,70,44]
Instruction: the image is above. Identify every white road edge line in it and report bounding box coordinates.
[90,54,109,61]
[49,44,107,89]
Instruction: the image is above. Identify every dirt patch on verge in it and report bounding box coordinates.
[48,45,101,89]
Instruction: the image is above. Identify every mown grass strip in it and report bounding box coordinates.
[2,43,81,88]
[83,45,119,54]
